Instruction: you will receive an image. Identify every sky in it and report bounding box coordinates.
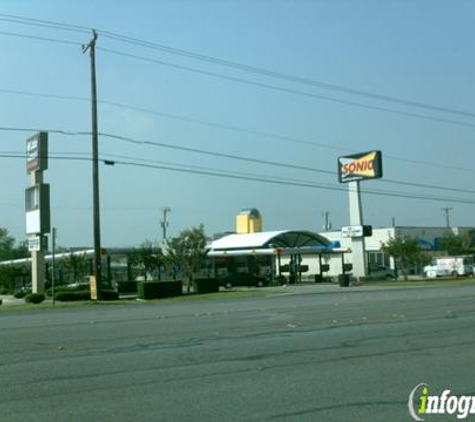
[0,0,474,247]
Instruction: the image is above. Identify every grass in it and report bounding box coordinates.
[0,289,287,314]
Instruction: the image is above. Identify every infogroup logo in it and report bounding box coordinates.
[408,383,475,421]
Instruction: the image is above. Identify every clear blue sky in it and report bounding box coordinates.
[0,0,474,247]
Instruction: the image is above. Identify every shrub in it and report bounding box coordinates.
[55,291,91,302]
[101,290,119,301]
[25,293,45,304]
[117,281,138,294]
[14,290,30,299]
[55,289,119,301]
[46,285,90,297]
[193,278,219,294]
[0,287,11,295]
[138,281,182,300]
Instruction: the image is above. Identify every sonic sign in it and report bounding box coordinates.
[338,150,382,183]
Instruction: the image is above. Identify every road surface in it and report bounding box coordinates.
[1,285,474,421]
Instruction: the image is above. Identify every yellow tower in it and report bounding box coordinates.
[236,208,263,234]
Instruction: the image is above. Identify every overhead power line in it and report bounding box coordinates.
[0,30,81,46]
[1,12,474,120]
[1,151,475,206]
[98,47,475,130]
[1,126,475,198]
[2,28,475,130]
[2,86,475,175]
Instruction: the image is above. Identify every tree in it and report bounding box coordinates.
[166,224,208,292]
[0,228,29,291]
[61,252,91,284]
[0,228,15,261]
[438,232,473,256]
[382,237,430,280]
[129,240,163,281]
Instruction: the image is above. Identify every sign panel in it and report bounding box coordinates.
[28,236,41,252]
[25,184,51,234]
[341,225,364,238]
[338,150,382,183]
[341,225,373,238]
[89,276,98,300]
[26,132,48,173]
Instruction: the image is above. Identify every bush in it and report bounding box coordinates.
[55,291,91,302]
[117,281,138,294]
[25,293,45,304]
[101,289,119,301]
[193,278,219,294]
[46,285,90,297]
[138,281,182,300]
[14,290,30,299]
[55,289,119,302]
[0,287,11,295]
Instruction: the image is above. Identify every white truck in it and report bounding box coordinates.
[424,256,474,278]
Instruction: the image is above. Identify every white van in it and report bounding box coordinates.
[424,256,474,278]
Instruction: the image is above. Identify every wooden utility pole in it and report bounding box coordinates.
[83,30,102,299]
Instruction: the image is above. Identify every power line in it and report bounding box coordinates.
[2,151,475,205]
[98,47,475,130]
[0,16,91,34]
[2,87,475,176]
[0,30,81,46]
[1,126,475,196]
[1,12,474,120]
[1,26,475,130]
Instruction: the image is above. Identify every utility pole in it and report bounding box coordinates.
[321,211,331,232]
[160,207,171,243]
[83,30,102,300]
[442,207,453,228]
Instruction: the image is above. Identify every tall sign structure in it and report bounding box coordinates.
[338,150,382,279]
[26,132,50,293]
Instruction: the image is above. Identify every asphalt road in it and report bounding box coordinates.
[1,285,475,421]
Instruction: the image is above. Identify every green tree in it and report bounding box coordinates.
[0,228,29,291]
[61,252,91,284]
[382,237,430,280]
[166,224,208,292]
[129,240,163,281]
[438,232,473,256]
[0,228,15,261]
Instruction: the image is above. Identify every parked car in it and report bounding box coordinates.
[218,273,268,288]
[367,265,396,280]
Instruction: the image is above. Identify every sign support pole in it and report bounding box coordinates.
[348,181,367,279]
[30,170,45,293]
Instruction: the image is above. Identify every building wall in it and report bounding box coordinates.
[318,226,475,276]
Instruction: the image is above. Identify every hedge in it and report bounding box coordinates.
[14,290,30,299]
[138,281,182,300]
[192,278,219,294]
[55,289,119,302]
[0,287,11,295]
[46,285,90,297]
[117,281,138,294]
[25,293,45,304]
[55,291,91,302]
[101,290,119,301]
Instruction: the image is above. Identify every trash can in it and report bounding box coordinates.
[338,274,350,287]
[314,274,323,283]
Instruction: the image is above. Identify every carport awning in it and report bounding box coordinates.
[208,246,349,257]
[210,230,332,251]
